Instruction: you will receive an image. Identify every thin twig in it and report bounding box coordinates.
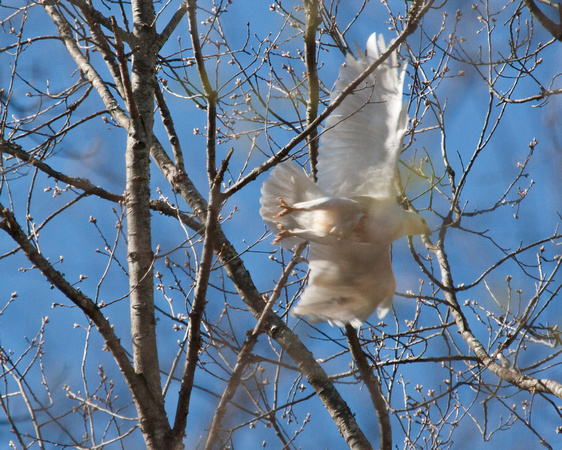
[205,243,307,449]
[172,2,223,441]
[222,0,435,198]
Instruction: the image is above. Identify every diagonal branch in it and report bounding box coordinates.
[205,243,307,449]
[432,243,562,399]
[0,205,166,439]
[67,0,136,43]
[345,325,392,450]
[156,1,188,51]
[43,3,129,129]
[522,0,562,41]
[0,142,201,232]
[221,0,435,198]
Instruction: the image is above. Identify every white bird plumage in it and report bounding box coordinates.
[260,34,430,327]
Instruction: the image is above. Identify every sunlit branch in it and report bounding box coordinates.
[221,0,436,198]
[303,0,321,180]
[345,325,392,450]
[205,242,307,449]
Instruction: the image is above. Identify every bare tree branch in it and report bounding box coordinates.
[345,325,392,450]
[205,243,307,449]
[303,0,321,180]
[522,0,562,41]
[221,0,435,198]
[433,244,562,399]
[0,205,166,444]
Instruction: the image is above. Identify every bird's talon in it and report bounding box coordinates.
[272,223,291,245]
[273,197,297,218]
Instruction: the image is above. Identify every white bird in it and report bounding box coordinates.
[260,34,430,327]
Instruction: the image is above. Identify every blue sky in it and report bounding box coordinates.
[1,0,561,448]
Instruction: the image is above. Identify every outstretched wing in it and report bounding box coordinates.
[291,241,396,327]
[317,33,408,199]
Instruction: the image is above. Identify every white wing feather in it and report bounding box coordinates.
[317,34,408,198]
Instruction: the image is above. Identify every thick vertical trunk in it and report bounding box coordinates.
[125,0,172,446]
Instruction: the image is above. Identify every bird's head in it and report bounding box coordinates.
[404,211,432,237]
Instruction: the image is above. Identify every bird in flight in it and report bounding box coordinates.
[260,34,430,328]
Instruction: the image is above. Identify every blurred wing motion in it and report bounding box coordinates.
[260,33,430,327]
[292,242,396,328]
[318,33,408,199]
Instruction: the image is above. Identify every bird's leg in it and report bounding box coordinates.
[273,197,300,218]
[272,223,292,245]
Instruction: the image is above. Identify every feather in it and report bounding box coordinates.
[318,34,408,198]
[292,242,396,327]
[260,162,365,246]
[259,33,430,327]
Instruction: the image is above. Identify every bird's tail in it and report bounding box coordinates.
[260,162,324,248]
[291,242,395,327]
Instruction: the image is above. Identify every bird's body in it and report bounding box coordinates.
[260,33,430,327]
